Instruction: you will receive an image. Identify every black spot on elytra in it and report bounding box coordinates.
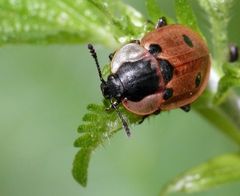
[183,34,193,48]
[158,59,174,83]
[195,72,201,87]
[149,44,162,55]
[163,88,173,100]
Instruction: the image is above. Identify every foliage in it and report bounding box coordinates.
[160,153,240,195]
[72,102,140,186]
[0,0,146,47]
[1,0,240,194]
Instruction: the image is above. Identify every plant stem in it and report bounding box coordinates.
[220,93,240,130]
[195,90,240,146]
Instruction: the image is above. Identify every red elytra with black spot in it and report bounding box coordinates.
[91,19,210,115]
[121,24,210,115]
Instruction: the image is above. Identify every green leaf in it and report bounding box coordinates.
[198,0,235,74]
[72,102,141,186]
[193,0,240,147]
[214,62,240,104]
[74,133,99,148]
[0,0,146,47]
[160,153,240,195]
[195,99,240,146]
[72,148,92,187]
[214,77,240,105]
[146,0,174,24]
[146,0,162,22]
[175,0,200,32]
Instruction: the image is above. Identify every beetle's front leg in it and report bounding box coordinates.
[109,51,116,61]
[105,99,121,111]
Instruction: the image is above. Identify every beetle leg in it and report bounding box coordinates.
[180,104,191,112]
[138,115,148,124]
[105,99,120,111]
[109,51,116,61]
[156,16,167,28]
[153,109,161,115]
[129,39,140,45]
[138,109,161,124]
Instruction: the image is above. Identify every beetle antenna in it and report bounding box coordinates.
[88,43,106,83]
[111,101,131,137]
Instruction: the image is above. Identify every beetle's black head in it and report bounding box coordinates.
[101,75,124,100]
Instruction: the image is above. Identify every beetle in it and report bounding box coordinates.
[88,17,211,136]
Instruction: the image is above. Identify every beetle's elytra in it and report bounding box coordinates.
[88,17,211,136]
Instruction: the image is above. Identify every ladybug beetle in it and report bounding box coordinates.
[88,17,210,136]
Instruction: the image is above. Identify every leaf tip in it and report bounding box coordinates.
[72,149,92,187]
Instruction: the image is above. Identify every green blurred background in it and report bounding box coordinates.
[1,0,240,195]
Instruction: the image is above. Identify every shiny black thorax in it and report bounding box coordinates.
[101,59,160,102]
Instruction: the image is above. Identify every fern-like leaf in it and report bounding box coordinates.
[72,102,141,186]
